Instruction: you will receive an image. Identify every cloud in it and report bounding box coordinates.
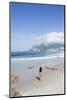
[33,32,64,46]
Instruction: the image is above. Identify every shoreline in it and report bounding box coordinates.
[11,56,64,97]
[11,55,64,61]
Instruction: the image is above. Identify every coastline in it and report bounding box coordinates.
[11,52,64,61]
[11,55,64,97]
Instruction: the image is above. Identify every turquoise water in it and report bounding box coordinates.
[11,51,55,58]
[11,51,64,72]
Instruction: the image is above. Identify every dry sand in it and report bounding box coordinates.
[19,66,64,96]
[11,56,64,97]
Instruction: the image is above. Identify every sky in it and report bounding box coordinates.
[10,2,64,52]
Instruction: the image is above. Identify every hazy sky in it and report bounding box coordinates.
[10,2,64,52]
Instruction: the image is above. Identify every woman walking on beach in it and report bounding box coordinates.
[36,66,43,81]
[39,67,42,77]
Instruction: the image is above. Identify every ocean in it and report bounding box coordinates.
[11,51,64,71]
[11,51,53,58]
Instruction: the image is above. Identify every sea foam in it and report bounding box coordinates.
[11,53,64,61]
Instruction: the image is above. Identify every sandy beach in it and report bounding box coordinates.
[11,64,64,97]
[21,66,64,96]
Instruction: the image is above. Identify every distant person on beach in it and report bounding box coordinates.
[39,67,42,77]
[36,67,43,81]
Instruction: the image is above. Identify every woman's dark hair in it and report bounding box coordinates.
[39,67,42,72]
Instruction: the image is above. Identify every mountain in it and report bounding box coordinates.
[29,43,64,52]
